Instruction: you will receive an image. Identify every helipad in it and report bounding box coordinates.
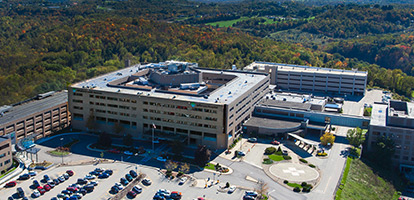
[269,163,319,182]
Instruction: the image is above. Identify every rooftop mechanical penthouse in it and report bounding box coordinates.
[69,61,269,149]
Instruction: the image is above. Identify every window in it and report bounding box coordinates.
[108,104,118,108]
[72,99,83,103]
[119,105,130,110]
[74,106,83,110]
[0,153,5,158]
[107,111,117,115]
[96,116,106,122]
[4,159,10,165]
[107,97,118,101]
[73,113,83,120]
[372,131,380,136]
[190,130,202,136]
[73,93,83,97]
[96,109,106,113]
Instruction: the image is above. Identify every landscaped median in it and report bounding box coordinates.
[262,147,291,164]
[203,161,232,174]
[47,138,80,157]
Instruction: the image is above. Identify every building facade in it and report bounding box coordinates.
[69,61,269,149]
[0,136,12,173]
[245,61,367,96]
[0,91,70,142]
[367,101,414,172]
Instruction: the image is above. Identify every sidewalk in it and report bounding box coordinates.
[0,154,32,187]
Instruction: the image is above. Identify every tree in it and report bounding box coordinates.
[113,122,124,135]
[256,180,269,199]
[373,136,395,164]
[97,133,112,148]
[194,145,211,167]
[123,134,133,146]
[346,127,365,148]
[165,160,178,171]
[179,163,190,174]
[320,132,335,146]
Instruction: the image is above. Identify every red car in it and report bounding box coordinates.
[128,191,137,198]
[271,140,280,145]
[44,184,51,191]
[66,170,74,176]
[67,186,78,192]
[108,149,121,154]
[37,186,46,194]
[5,181,16,187]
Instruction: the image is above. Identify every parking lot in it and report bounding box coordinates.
[0,161,246,200]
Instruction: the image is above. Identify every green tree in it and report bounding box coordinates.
[373,136,395,164]
[346,127,365,148]
[194,145,211,167]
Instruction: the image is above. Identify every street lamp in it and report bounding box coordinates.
[60,138,64,164]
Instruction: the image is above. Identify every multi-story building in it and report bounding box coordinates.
[367,100,414,175]
[0,91,70,142]
[244,61,367,96]
[0,136,12,173]
[68,61,269,149]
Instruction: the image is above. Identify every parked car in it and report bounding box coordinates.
[103,169,113,175]
[248,137,257,142]
[33,180,40,188]
[179,177,187,185]
[89,170,100,176]
[132,185,142,193]
[111,186,119,194]
[43,175,50,181]
[77,188,87,195]
[120,177,129,185]
[19,174,30,180]
[67,187,78,192]
[58,176,65,183]
[228,186,236,193]
[84,175,96,180]
[71,194,83,199]
[5,181,17,187]
[125,174,133,182]
[53,179,60,185]
[94,168,105,172]
[57,193,69,199]
[28,171,37,176]
[51,197,59,200]
[238,151,246,156]
[127,191,137,198]
[157,189,171,196]
[37,186,46,195]
[271,140,280,145]
[62,190,73,195]
[63,173,70,180]
[245,191,258,197]
[89,181,98,186]
[83,184,94,192]
[66,170,74,176]
[157,157,167,162]
[153,194,165,200]
[114,183,123,190]
[17,187,25,197]
[124,151,133,155]
[44,184,51,191]
[170,191,182,199]
[243,195,255,200]
[129,170,138,178]
[31,190,41,198]
[77,178,87,185]
[142,178,152,185]
[47,181,55,188]
[98,173,109,179]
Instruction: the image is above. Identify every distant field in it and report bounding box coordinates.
[205,17,249,27]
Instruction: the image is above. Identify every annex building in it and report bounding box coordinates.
[244,61,367,96]
[69,61,269,149]
[0,136,12,173]
[0,91,70,143]
[367,100,414,179]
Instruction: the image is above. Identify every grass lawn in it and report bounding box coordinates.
[204,163,215,170]
[268,154,284,161]
[287,183,302,188]
[48,150,70,156]
[0,160,19,179]
[206,17,249,27]
[336,158,401,200]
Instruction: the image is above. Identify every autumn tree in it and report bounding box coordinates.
[320,132,335,146]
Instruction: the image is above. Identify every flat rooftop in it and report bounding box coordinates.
[370,103,388,127]
[389,100,414,118]
[245,61,367,77]
[0,91,68,126]
[72,61,268,104]
[244,116,302,130]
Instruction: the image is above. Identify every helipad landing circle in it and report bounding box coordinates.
[269,163,319,182]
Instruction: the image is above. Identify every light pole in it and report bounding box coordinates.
[60,138,64,164]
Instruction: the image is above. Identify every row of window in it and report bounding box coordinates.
[144,101,218,113]
[142,115,217,129]
[142,124,216,138]
[143,109,218,121]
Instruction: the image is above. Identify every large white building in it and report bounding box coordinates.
[69,61,269,149]
[245,62,367,96]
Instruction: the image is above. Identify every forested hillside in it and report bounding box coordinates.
[0,0,413,105]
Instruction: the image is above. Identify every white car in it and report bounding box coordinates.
[245,191,258,197]
[248,137,257,142]
[85,175,96,180]
[228,186,236,193]
[179,177,187,185]
[32,190,41,198]
[157,189,171,196]
[114,182,124,190]
[124,151,133,155]
[157,157,167,162]
[238,151,246,156]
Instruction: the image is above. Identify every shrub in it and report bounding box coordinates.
[262,158,273,165]
[308,164,316,168]
[302,187,310,193]
[177,172,183,177]
[283,180,289,184]
[277,146,282,152]
[293,187,301,192]
[301,182,307,187]
[299,158,308,163]
[167,169,172,173]
[226,182,230,188]
[264,147,276,155]
[275,151,283,155]
[283,155,292,160]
